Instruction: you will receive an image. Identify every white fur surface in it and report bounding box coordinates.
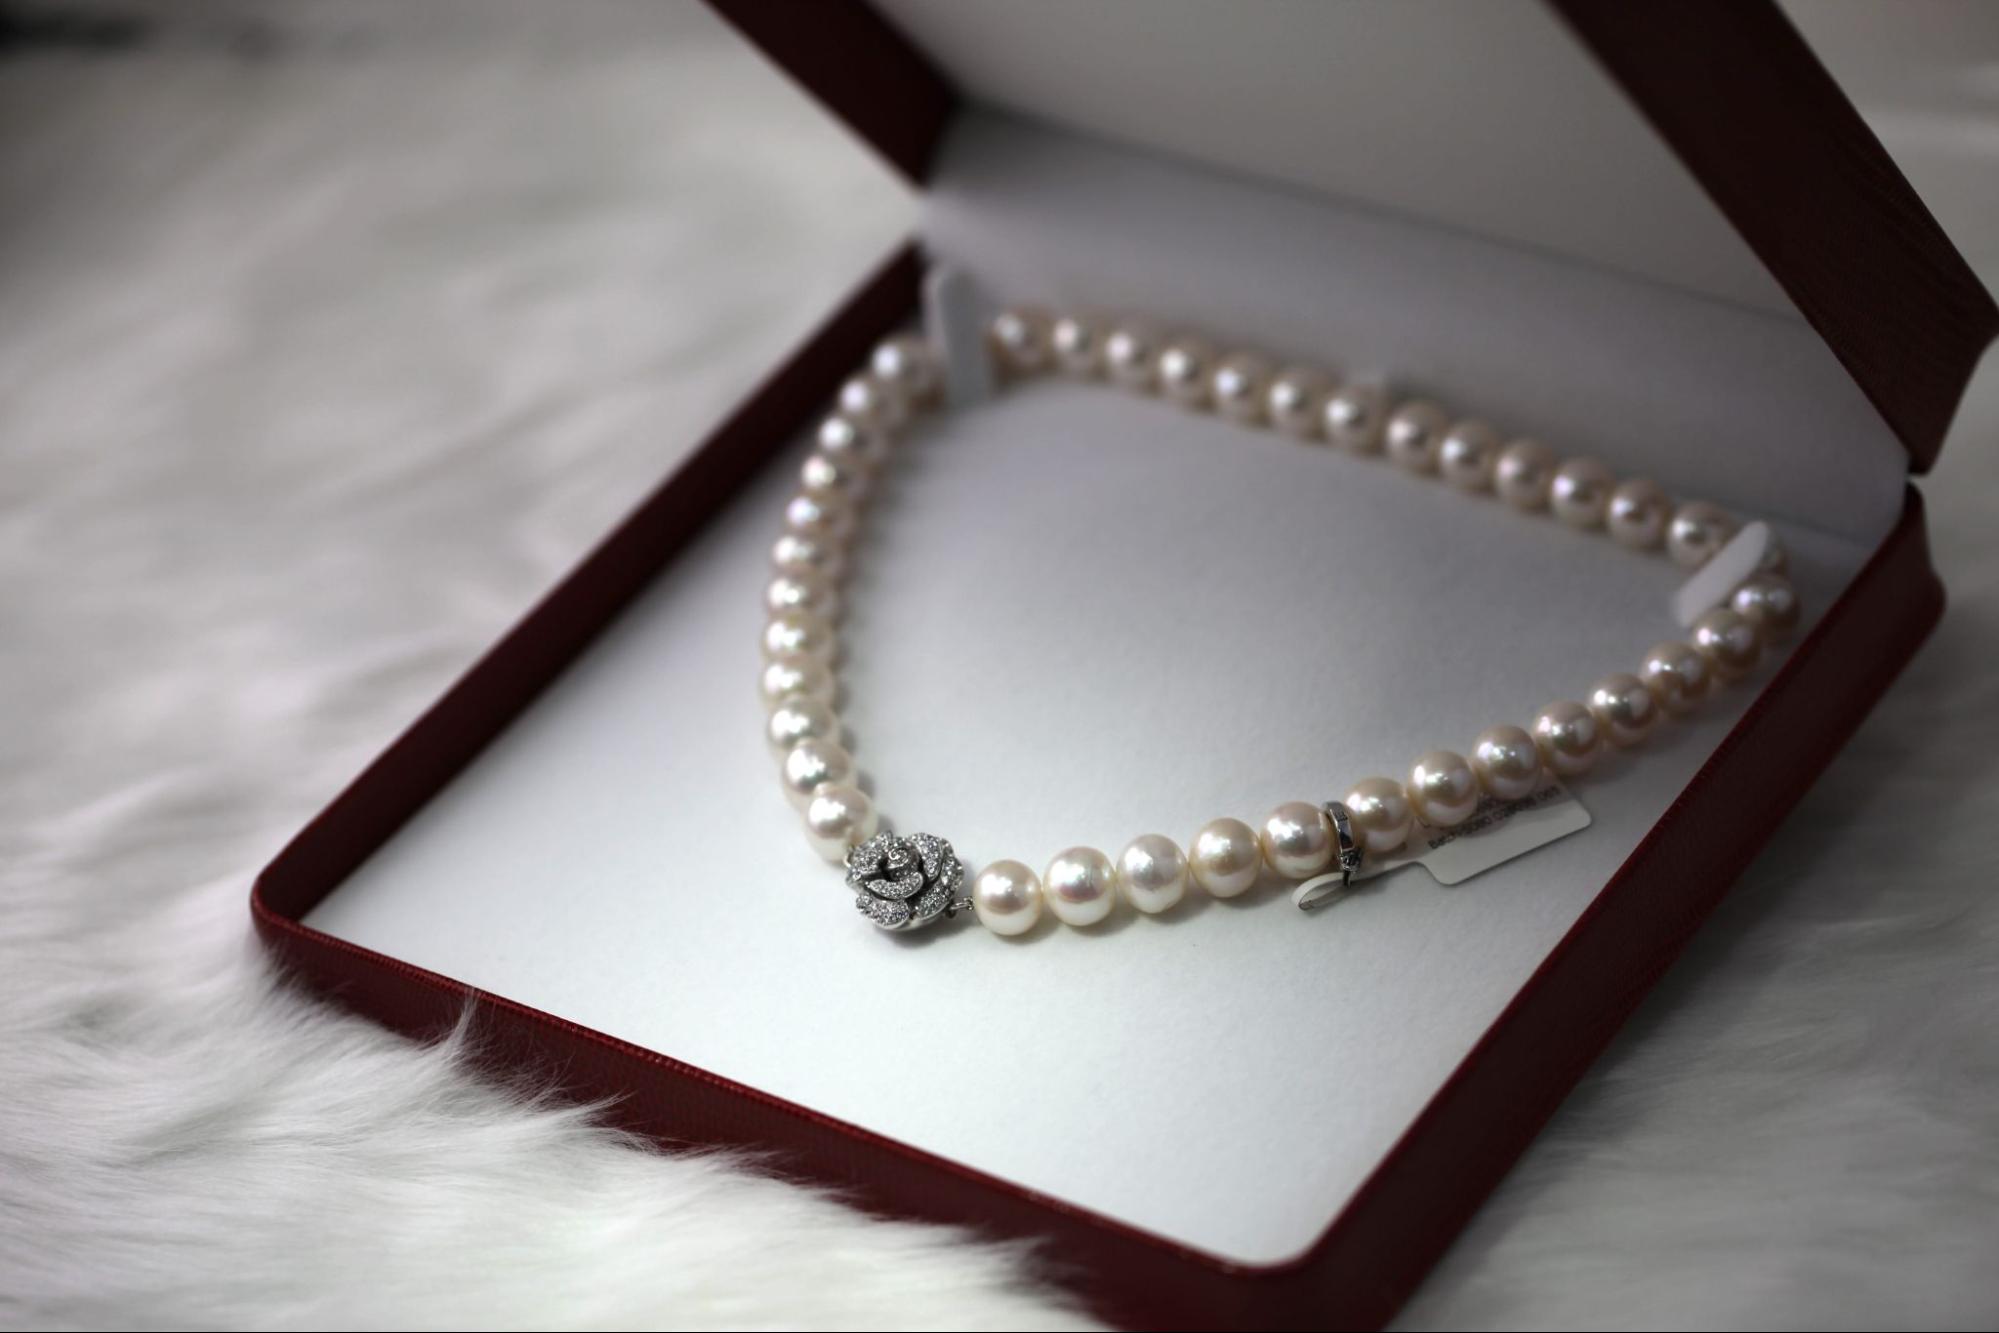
[1,2,1996,1328]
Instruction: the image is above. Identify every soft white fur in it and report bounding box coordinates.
[3,2,1997,1328]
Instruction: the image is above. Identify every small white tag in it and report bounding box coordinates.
[922,264,994,410]
[1293,781,1591,910]
[1672,520,1770,628]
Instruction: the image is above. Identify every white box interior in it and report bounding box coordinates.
[304,3,1910,1268]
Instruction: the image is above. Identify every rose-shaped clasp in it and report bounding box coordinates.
[846,832,965,931]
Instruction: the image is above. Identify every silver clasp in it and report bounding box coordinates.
[1293,801,1364,912]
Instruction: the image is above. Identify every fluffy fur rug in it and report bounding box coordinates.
[4,3,1997,1328]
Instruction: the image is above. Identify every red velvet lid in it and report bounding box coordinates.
[710,0,1995,473]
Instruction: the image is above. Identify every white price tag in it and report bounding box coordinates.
[1294,781,1591,910]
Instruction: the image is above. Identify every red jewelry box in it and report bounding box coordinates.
[252,3,1995,1327]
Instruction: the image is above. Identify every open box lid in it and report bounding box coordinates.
[711,0,1995,472]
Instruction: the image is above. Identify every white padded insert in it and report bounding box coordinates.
[307,110,1903,1266]
[877,0,1792,313]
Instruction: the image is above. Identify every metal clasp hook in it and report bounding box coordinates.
[1293,800,1364,912]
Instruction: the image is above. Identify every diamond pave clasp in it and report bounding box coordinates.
[845,832,966,931]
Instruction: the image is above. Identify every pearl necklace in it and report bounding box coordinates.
[760,308,1802,936]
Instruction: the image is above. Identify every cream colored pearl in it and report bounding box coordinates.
[800,449,869,503]
[1266,367,1331,439]
[760,654,834,708]
[1407,750,1479,827]
[780,738,853,809]
[803,782,877,861]
[815,412,887,471]
[1260,800,1335,877]
[762,609,836,663]
[1117,834,1189,915]
[1607,478,1670,550]
[1587,671,1659,747]
[771,532,844,584]
[1730,573,1801,640]
[1212,352,1274,425]
[1691,606,1762,680]
[1103,321,1162,392]
[1470,725,1543,801]
[989,307,1053,378]
[1343,777,1413,855]
[1437,420,1499,493]
[765,570,839,620]
[838,371,907,433]
[1550,458,1614,529]
[1050,314,1105,377]
[871,333,940,406]
[1532,700,1602,776]
[1044,846,1117,927]
[972,860,1043,936]
[1188,817,1261,898]
[766,696,839,756]
[1667,501,1737,569]
[783,489,852,542]
[1322,382,1387,453]
[1384,400,1449,474]
[1495,439,1557,510]
[1639,640,1711,715]
[1157,337,1214,409]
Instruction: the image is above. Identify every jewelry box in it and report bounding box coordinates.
[253,3,1996,1326]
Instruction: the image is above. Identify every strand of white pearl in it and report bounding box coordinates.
[763,310,1804,939]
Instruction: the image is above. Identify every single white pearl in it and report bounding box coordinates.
[1494,439,1557,510]
[762,609,836,663]
[1211,352,1274,425]
[972,859,1043,937]
[1667,501,1737,569]
[1691,606,1762,679]
[1407,749,1480,827]
[1730,573,1801,640]
[1322,382,1388,453]
[780,737,854,809]
[1587,671,1659,747]
[1384,400,1449,474]
[815,412,888,472]
[765,570,839,621]
[1607,478,1670,550]
[1639,640,1711,714]
[783,489,853,542]
[1470,724,1543,801]
[1050,314,1105,378]
[838,371,908,433]
[771,531,845,584]
[1266,367,1331,439]
[760,654,834,708]
[1343,777,1413,856]
[871,333,941,407]
[1103,320,1162,392]
[800,450,869,503]
[1043,846,1117,927]
[1188,817,1261,898]
[1260,800,1335,877]
[1532,700,1602,777]
[1550,458,1614,529]
[989,307,1053,378]
[1157,337,1215,409]
[803,783,877,862]
[1117,833,1190,915]
[766,696,840,756]
[1437,420,1499,493]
